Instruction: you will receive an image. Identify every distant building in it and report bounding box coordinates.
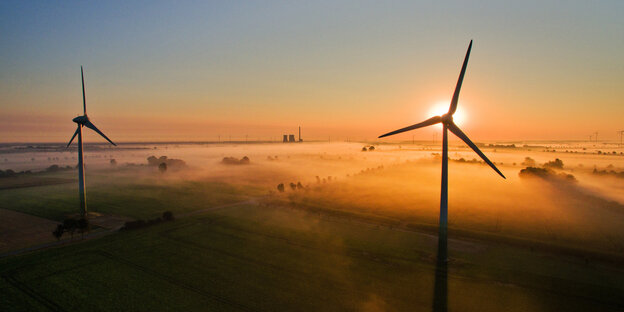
[282,126,303,143]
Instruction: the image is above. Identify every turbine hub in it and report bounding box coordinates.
[73,115,89,124]
[441,113,453,124]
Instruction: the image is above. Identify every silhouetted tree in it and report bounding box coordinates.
[222,156,250,165]
[46,165,60,172]
[361,147,367,152]
[368,146,375,151]
[543,158,564,169]
[162,211,174,221]
[277,183,285,192]
[63,219,77,239]
[296,182,303,190]
[52,224,64,241]
[289,182,297,190]
[521,157,536,167]
[240,156,250,164]
[76,218,89,238]
[110,159,117,166]
[158,162,167,173]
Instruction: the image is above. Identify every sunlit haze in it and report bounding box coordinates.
[427,102,467,128]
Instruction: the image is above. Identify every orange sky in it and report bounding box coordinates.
[1,1,623,143]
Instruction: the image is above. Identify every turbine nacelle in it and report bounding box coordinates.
[72,115,89,125]
[440,113,453,124]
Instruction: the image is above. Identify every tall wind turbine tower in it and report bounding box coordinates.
[379,41,505,263]
[67,66,116,218]
[617,130,624,147]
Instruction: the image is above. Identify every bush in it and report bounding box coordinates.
[163,211,174,221]
[222,156,251,165]
[148,155,186,168]
[277,183,285,192]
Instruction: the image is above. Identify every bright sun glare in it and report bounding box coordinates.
[427,101,466,127]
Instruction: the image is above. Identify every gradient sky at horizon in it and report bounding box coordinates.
[1,1,623,143]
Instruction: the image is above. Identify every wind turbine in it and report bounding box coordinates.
[67,66,116,218]
[618,130,624,147]
[378,40,505,262]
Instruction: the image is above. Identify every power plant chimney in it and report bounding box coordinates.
[298,126,302,142]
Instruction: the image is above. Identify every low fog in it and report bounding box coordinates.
[2,141,623,255]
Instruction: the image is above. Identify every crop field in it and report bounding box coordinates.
[1,142,623,311]
[0,170,265,221]
[1,203,623,312]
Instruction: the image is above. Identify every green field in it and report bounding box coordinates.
[0,170,265,221]
[2,203,623,311]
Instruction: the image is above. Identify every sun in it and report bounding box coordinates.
[427,101,467,127]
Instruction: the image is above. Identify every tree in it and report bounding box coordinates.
[277,183,285,192]
[361,147,368,152]
[289,182,297,190]
[110,159,117,166]
[52,224,64,241]
[158,162,167,173]
[543,158,564,169]
[296,182,303,190]
[76,218,89,239]
[240,156,250,164]
[521,157,536,167]
[368,146,375,151]
[63,219,77,239]
[162,211,174,221]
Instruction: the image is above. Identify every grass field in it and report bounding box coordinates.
[0,169,265,221]
[2,203,623,311]
[2,144,623,311]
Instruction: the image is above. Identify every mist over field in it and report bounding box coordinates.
[2,141,624,311]
[3,141,623,253]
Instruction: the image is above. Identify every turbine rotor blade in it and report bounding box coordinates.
[67,126,80,147]
[448,40,472,115]
[81,66,87,115]
[378,116,442,138]
[447,122,505,179]
[84,121,116,146]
